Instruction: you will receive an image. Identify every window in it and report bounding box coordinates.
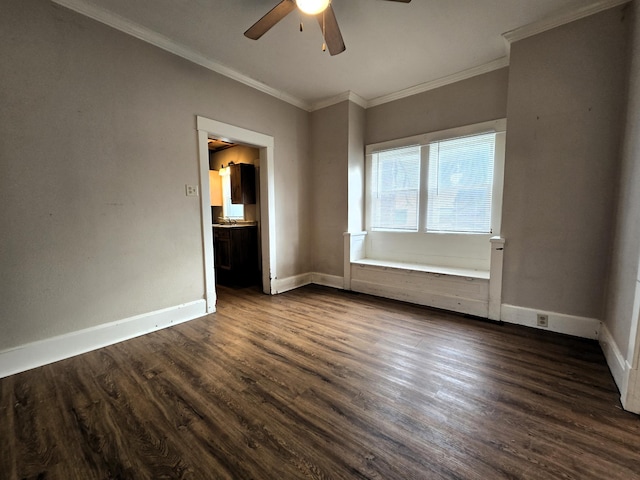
[371,145,421,231]
[367,120,505,235]
[427,133,495,233]
[219,168,244,219]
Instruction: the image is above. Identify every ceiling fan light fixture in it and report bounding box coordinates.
[296,0,330,15]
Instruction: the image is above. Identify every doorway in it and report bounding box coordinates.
[209,142,261,289]
[196,116,276,313]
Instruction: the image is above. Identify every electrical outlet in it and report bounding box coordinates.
[185,185,199,197]
[537,313,549,327]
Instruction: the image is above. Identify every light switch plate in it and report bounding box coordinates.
[185,185,199,197]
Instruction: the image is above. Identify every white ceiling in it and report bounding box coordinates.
[54,0,620,109]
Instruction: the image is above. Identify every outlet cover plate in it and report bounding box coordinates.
[537,314,549,327]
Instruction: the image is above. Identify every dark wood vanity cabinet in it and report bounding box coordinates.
[213,225,259,287]
[230,163,256,204]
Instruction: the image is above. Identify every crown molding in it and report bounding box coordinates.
[49,0,508,113]
[51,0,628,115]
[503,0,631,44]
[310,91,368,112]
[51,0,311,111]
[366,57,510,109]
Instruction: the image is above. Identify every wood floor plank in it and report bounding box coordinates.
[1,284,639,479]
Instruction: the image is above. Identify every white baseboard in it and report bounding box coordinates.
[271,272,344,294]
[623,364,640,414]
[311,272,344,289]
[0,299,207,379]
[599,322,628,395]
[501,304,600,339]
[599,324,640,414]
[600,323,640,414]
[271,273,313,294]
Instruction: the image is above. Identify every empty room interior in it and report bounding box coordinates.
[2,0,640,478]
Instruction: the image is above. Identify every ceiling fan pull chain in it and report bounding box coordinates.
[322,10,326,52]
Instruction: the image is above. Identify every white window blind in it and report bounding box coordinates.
[371,145,421,231]
[426,133,495,233]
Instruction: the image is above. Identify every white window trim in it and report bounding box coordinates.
[365,119,506,155]
[366,119,506,236]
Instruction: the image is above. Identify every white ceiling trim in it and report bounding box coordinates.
[366,57,510,109]
[310,58,511,111]
[310,91,368,112]
[50,0,627,114]
[503,0,630,44]
[49,0,509,113]
[51,0,311,111]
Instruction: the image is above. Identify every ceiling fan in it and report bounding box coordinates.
[244,0,411,56]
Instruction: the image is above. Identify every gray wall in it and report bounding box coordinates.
[0,0,311,350]
[310,100,366,278]
[365,68,509,145]
[307,70,509,281]
[310,102,349,276]
[502,6,628,320]
[347,102,366,234]
[606,1,640,360]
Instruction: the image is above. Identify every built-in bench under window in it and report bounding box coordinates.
[344,232,505,320]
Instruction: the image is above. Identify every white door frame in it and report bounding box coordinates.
[196,116,276,312]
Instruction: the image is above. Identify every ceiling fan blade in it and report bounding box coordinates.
[244,0,296,40]
[315,5,345,56]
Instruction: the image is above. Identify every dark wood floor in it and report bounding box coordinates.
[1,285,639,479]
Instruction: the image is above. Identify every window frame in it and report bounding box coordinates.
[365,119,506,236]
[369,145,423,232]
